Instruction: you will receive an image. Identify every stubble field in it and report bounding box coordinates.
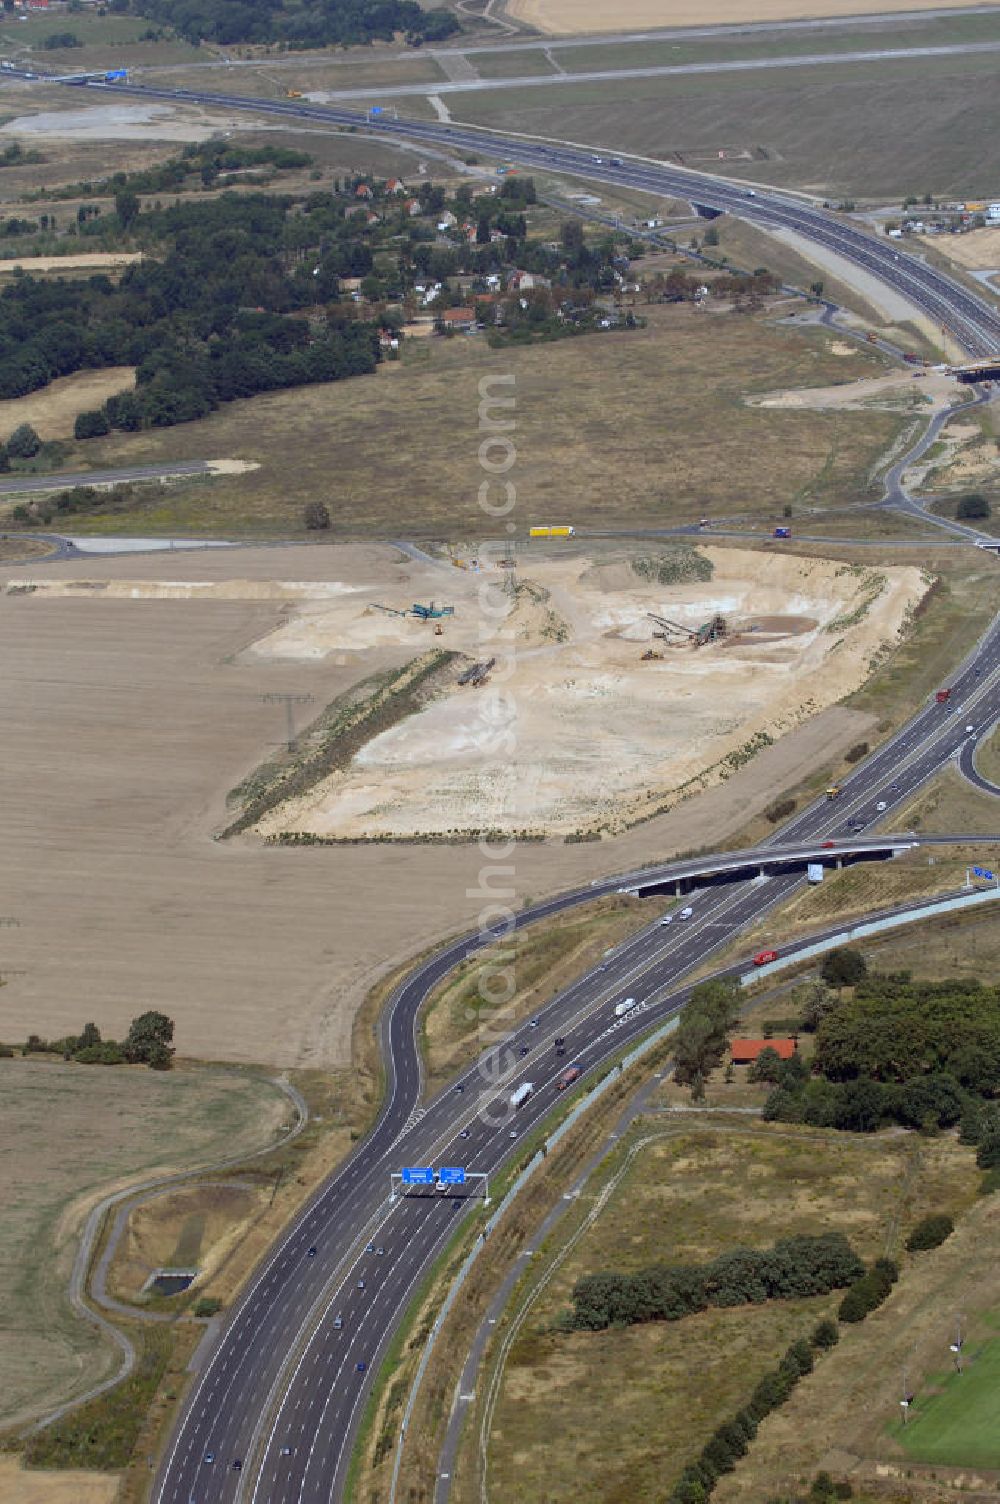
[0,541,878,1071]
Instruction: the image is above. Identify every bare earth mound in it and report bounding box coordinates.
[242,546,925,840]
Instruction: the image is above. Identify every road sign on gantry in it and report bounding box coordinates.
[973,866,996,881]
[438,1167,466,1185]
[401,1167,434,1185]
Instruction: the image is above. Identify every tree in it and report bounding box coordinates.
[748,1046,784,1083]
[123,1010,174,1068]
[303,500,330,531]
[114,189,141,230]
[78,1021,101,1049]
[810,280,824,297]
[905,1213,954,1252]
[6,422,41,459]
[703,224,720,247]
[956,493,989,520]
[812,1317,839,1349]
[74,409,110,440]
[820,947,867,989]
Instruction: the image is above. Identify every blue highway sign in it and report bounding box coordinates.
[438,1167,466,1185]
[401,1166,434,1185]
[973,866,995,881]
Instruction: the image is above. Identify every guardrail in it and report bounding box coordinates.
[740,884,1000,986]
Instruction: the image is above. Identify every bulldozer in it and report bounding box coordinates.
[640,648,663,661]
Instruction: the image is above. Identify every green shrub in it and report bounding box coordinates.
[905,1213,954,1252]
[193,1296,223,1318]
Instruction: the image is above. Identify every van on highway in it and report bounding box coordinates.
[678,906,694,919]
[753,950,778,966]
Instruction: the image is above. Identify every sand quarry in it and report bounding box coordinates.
[27,544,923,840]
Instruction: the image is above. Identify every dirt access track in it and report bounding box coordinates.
[503,0,982,35]
[1,542,880,1071]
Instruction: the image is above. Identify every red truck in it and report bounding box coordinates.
[936,689,952,703]
[557,1063,584,1091]
[753,949,779,966]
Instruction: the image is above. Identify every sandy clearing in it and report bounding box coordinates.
[206,457,260,476]
[251,546,925,839]
[0,1457,117,1504]
[0,366,135,442]
[0,541,877,1072]
[504,0,985,35]
[919,225,1000,271]
[0,252,144,275]
[746,366,960,413]
[1,104,258,143]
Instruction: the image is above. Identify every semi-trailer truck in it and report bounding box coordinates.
[614,998,638,1017]
[510,1082,534,1109]
[557,1064,584,1090]
[529,525,575,538]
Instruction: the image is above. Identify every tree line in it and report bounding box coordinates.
[5,1011,175,1069]
[116,0,459,48]
[562,1232,863,1332]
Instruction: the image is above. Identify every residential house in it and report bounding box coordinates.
[439,307,476,330]
[385,177,406,195]
[729,1038,797,1065]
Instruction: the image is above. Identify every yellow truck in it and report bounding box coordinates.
[287,89,303,99]
[826,785,842,801]
[529,525,575,539]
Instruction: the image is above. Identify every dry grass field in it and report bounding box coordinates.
[0,1455,117,1504]
[504,0,988,33]
[59,311,898,538]
[444,51,1000,200]
[0,1056,289,1430]
[107,1181,270,1305]
[471,1122,978,1504]
[0,366,134,442]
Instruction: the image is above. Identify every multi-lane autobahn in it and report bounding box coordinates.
[149,580,1000,1503]
[7,68,1000,357]
[5,61,992,1501]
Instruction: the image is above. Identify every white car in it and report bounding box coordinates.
[965,724,975,734]
[659,915,673,926]
[876,801,887,813]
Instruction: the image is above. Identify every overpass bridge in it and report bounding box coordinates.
[599,835,919,899]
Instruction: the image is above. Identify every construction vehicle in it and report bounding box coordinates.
[372,603,407,618]
[693,614,727,647]
[529,525,575,539]
[640,648,663,661]
[647,612,694,640]
[434,624,443,635]
[825,785,842,801]
[866,331,878,343]
[286,89,303,98]
[411,602,454,620]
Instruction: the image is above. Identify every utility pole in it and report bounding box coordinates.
[950,1313,965,1373]
[261,692,313,753]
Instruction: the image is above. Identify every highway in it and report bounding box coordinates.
[12,71,1000,357]
[153,593,1000,1504]
[8,62,991,1500]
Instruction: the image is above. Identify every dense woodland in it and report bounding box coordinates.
[116,0,460,48]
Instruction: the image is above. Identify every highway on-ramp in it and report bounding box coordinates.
[154,600,1000,1504]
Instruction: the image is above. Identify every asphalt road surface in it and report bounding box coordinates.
[153,601,1000,1504]
[306,39,1000,102]
[0,460,213,495]
[15,72,1000,357]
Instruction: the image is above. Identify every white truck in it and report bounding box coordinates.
[807,863,824,885]
[615,998,639,1017]
[509,1081,534,1110]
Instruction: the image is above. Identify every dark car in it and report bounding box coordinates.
[519,1045,529,1057]
[232,1460,243,1472]
[307,1246,317,1258]
[556,1046,566,1056]
[356,1361,367,1373]
[554,1037,565,1047]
